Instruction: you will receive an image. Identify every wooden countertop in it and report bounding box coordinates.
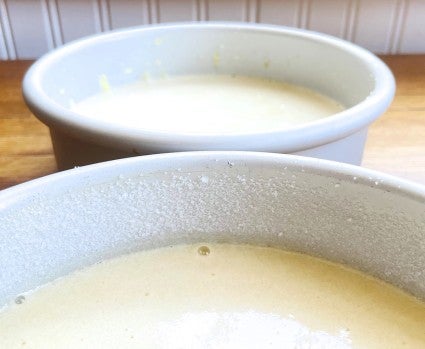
[0,56,424,190]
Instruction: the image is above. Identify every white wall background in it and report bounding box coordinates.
[0,0,423,60]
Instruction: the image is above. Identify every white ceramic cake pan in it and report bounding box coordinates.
[1,152,424,307]
[22,23,395,170]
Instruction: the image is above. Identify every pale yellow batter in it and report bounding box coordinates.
[72,75,344,134]
[1,243,424,348]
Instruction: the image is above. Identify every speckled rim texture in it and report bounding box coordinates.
[22,22,395,153]
[1,152,424,205]
[1,152,424,303]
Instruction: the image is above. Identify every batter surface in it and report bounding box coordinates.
[72,75,344,134]
[1,243,424,348]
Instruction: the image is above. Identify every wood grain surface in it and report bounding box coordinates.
[0,56,424,190]
[362,55,425,184]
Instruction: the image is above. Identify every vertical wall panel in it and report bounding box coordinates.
[0,0,11,59]
[41,0,55,50]
[56,0,100,43]
[388,0,407,54]
[0,21,8,59]
[258,0,298,26]
[343,0,358,41]
[246,0,258,22]
[5,0,51,58]
[297,0,310,29]
[399,0,425,53]
[1,0,425,59]
[198,0,207,21]
[46,0,64,47]
[308,0,348,38]
[148,0,159,23]
[98,0,111,31]
[207,0,246,21]
[108,0,149,29]
[353,0,397,53]
[158,0,195,22]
